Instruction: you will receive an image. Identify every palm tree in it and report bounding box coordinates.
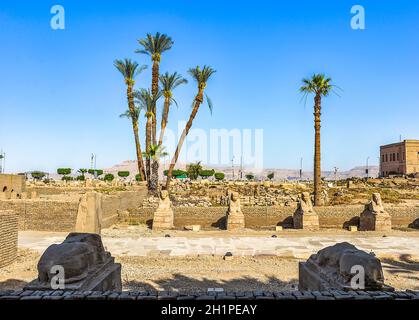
[136,32,174,145]
[114,58,147,181]
[134,89,161,190]
[142,144,169,192]
[300,73,337,206]
[158,72,188,147]
[165,65,216,190]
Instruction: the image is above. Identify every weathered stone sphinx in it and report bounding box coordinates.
[25,233,121,291]
[299,242,393,291]
[152,190,174,230]
[226,191,245,230]
[75,191,103,234]
[359,193,392,231]
[293,192,319,230]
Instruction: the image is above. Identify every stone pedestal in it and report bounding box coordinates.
[152,190,174,231]
[226,191,245,230]
[293,192,319,231]
[359,193,392,231]
[75,192,103,234]
[25,233,121,291]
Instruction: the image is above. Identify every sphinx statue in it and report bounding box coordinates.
[152,190,174,231]
[226,191,245,230]
[25,233,121,291]
[359,193,392,231]
[299,242,393,291]
[293,192,319,230]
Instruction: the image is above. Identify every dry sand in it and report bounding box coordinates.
[1,248,417,292]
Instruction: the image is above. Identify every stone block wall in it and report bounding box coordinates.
[0,189,148,232]
[0,210,18,268]
[129,205,419,229]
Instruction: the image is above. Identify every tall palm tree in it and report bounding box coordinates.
[300,73,336,206]
[165,65,216,190]
[158,72,188,147]
[136,32,174,145]
[134,89,161,190]
[114,58,147,181]
[142,144,169,193]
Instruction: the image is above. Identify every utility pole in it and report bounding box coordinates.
[299,157,303,180]
[231,156,235,180]
[240,154,243,180]
[0,150,5,173]
[333,167,339,185]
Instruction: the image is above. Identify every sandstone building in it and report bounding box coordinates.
[0,174,26,194]
[380,140,419,177]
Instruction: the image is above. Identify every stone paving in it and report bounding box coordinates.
[1,288,419,300]
[18,231,419,259]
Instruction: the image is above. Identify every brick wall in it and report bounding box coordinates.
[0,210,18,268]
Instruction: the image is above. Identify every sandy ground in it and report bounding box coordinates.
[0,248,417,292]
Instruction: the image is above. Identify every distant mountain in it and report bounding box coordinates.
[103,160,378,181]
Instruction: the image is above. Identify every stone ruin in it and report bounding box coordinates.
[25,233,121,291]
[152,190,174,230]
[293,192,319,231]
[299,242,393,292]
[0,173,37,200]
[75,191,103,234]
[226,191,245,230]
[359,193,392,231]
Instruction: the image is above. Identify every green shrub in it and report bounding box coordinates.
[57,168,71,175]
[199,169,215,178]
[104,173,115,182]
[76,175,85,181]
[62,176,73,181]
[118,171,130,178]
[31,171,46,180]
[245,173,255,181]
[267,172,274,180]
[135,174,142,181]
[163,169,187,178]
[214,172,225,181]
[88,169,103,176]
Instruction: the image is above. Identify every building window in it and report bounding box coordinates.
[386,154,388,162]
[397,153,400,161]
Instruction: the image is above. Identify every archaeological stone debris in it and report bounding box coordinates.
[299,242,393,291]
[152,190,174,230]
[226,191,245,230]
[25,233,122,291]
[293,192,320,231]
[359,193,392,231]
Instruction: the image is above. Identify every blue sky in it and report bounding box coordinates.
[0,0,418,173]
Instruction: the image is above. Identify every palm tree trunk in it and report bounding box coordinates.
[150,160,159,195]
[313,94,322,206]
[151,61,159,145]
[146,116,152,185]
[158,96,170,147]
[166,91,203,190]
[127,85,146,181]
